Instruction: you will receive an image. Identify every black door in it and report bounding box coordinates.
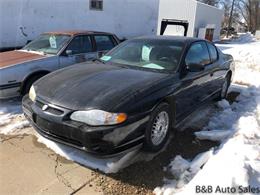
[205,42,226,96]
[175,41,212,120]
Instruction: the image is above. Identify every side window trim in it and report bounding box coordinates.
[110,35,119,46]
[206,42,219,63]
[201,41,212,67]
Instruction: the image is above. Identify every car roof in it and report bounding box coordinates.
[132,35,205,44]
[43,30,114,36]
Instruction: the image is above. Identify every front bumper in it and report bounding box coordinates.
[22,95,149,157]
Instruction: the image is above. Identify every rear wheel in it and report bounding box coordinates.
[143,103,172,152]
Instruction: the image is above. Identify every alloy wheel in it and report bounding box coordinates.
[151,111,169,146]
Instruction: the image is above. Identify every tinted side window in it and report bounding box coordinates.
[66,36,92,55]
[185,42,210,66]
[207,42,218,62]
[94,35,115,51]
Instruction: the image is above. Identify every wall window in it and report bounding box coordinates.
[90,0,103,11]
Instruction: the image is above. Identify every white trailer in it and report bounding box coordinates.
[0,0,223,50]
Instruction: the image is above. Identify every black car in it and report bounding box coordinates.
[22,36,234,156]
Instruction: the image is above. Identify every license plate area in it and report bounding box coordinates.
[36,116,49,132]
[35,116,83,147]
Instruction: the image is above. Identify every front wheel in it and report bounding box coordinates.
[143,103,172,152]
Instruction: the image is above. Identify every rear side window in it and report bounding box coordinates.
[94,35,115,51]
[66,35,92,54]
[207,42,218,62]
[185,42,210,66]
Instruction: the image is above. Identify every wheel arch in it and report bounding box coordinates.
[20,70,50,94]
[152,95,177,127]
[225,70,233,84]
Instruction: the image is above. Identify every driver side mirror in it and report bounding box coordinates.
[187,63,205,72]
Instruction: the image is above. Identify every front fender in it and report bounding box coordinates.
[0,65,24,85]
[117,80,179,126]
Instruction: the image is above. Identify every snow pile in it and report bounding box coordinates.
[217,99,230,109]
[0,98,22,115]
[232,33,256,43]
[37,134,140,173]
[172,113,260,195]
[155,35,260,194]
[0,114,12,126]
[217,36,260,87]
[194,130,233,142]
[154,150,213,194]
[0,120,31,135]
[0,98,31,135]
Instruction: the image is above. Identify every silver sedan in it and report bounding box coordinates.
[0,30,120,99]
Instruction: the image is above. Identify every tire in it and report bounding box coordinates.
[22,74,46,95]
[220,75,231,100]
[143,102,172,152]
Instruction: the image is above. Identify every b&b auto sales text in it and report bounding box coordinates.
[196,185,260,194]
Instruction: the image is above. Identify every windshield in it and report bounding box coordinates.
[101,39,184,71]
[23,34,71,55]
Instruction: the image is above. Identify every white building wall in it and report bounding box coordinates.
[0,0,223,48]
[194,2,224,40]
[0,0,159,48]
[157,0,197,37]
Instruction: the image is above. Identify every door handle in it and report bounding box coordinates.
[210,73,214,77]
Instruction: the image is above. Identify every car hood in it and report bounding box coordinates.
[35,62,169,111]
[0,50,46,69]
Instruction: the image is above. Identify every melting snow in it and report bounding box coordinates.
[154,150,214,194]
[37,134,144,173]
[217,99,230,109]
[194,130,233,141]
[0,98,30,135]
[1,120,31,135]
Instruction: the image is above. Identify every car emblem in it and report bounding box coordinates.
[42,105,48,111]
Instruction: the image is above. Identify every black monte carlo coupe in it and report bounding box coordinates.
[22,36,234,156]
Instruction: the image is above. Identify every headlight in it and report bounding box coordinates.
[29,85,36,102]
[70,110,127,126]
